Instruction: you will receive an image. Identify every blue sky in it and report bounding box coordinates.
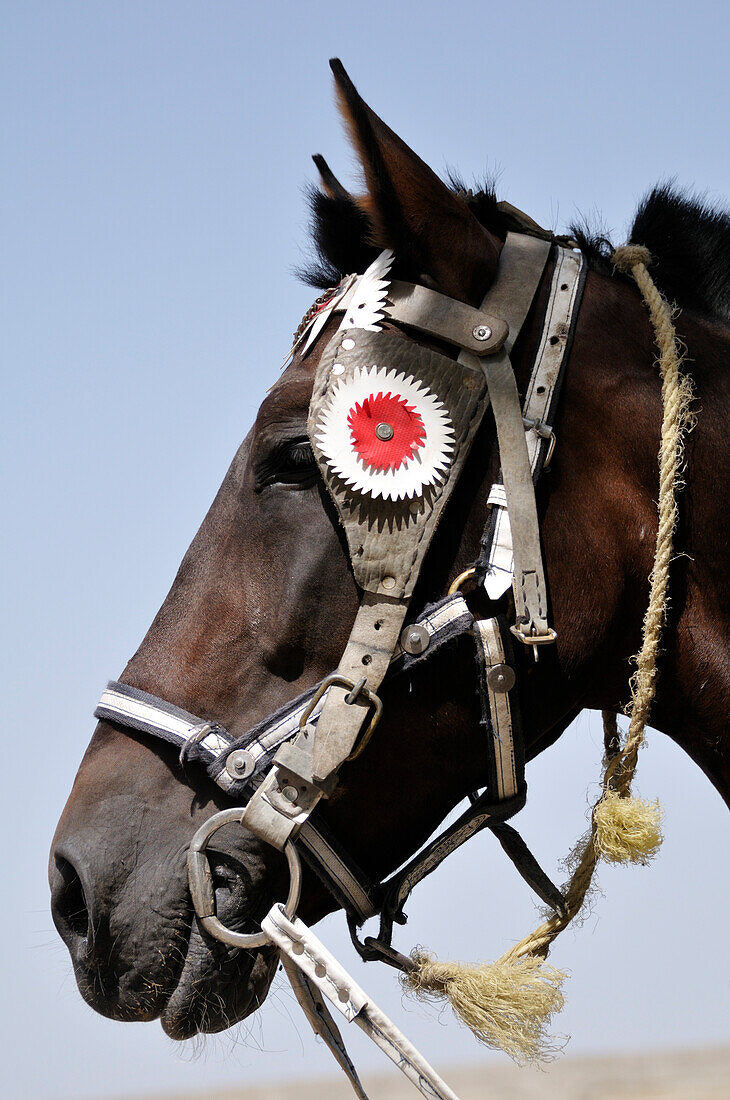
[2,3,729,1098]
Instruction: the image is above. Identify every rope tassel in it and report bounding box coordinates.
[404,952,566,1063]
[593,787,663,864]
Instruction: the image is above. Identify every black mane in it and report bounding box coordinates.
[304,179,730,325]
[572,185,730,323]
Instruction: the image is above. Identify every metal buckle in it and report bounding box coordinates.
[510,622,558,662]
[187,806,302,949]
[298,672,383,761]
[523,416,556,468]
[178,721,214,769]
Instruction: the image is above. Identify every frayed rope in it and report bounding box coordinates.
[405,952,565,1064]
[593,787,663,864]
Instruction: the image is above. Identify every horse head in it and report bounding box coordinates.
[50,60,730,1049]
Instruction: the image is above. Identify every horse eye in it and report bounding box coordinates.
[256,438,317,490]
[280,439,315,471]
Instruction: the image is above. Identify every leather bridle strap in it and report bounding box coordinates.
[484,346,553,647]
[480,245,586,600]
[263,905,460,1100]
[482,232,552,356]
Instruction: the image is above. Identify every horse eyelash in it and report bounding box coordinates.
[282,440,315,468]
[255,438,317,490]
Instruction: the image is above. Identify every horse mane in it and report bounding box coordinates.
[572,185,730,324]
[303,178,730,325]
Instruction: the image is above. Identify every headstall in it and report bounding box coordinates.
[95,229,586,1100]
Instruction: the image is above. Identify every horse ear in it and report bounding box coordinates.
[329,58,500,304]
[312,154,351,202]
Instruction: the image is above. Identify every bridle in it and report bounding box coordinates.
[94,226,587,1099]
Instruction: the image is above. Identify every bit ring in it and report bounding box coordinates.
[187,807,302,949]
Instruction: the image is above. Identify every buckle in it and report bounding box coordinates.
[299,671,383,761]
[510,623,558,662]
[523,416,556,468]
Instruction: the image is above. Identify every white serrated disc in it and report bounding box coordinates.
[338,249,394,332]
[315,366,454,501]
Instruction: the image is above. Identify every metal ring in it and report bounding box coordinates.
[448,566,477,595]
[187,807,302,949]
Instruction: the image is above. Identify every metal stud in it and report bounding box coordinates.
[224,749,255,781]
[375,422,394,441]
[486,663,516,693]
[280,785,299,803]
[400,623,430,656]
[473,324,492,342]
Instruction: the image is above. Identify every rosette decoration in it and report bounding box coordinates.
[314,366,454,500]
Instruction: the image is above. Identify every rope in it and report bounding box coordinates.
[496,244,694,966]
[405,245,694,1061]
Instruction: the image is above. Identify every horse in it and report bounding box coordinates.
[50,58,729,1057]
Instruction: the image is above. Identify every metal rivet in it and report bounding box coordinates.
[400,623,430,656]
[486,663,516,693]
[473,324,492,342]
[314,962,326,978]
[381,576,396,590]
[332,362,345,375]
[224,749,254,780]
[292,941,305,955]
[280,784,299,803]
[342,337,356,350]
[409,500,421,515]
[337,987,350,1003]
[375,422,394,441]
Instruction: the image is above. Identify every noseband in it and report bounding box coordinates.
[96,229,586,1099]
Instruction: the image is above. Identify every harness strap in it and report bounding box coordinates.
[481,232,551,355]
[263,905,461,1100]
[280,953,369,1100]
[473,617,521,800]
[387,280,508,356]
[482,346,553,646]
[304,233,554,804]
[298,814,380,921]
[481,246,586,599]
[311,596,408,783]
[370,788,528,956]
[96,595,471,788]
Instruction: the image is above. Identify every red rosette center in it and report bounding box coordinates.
[348,391,426,471]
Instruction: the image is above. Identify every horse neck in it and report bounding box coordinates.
[518,264,730,804]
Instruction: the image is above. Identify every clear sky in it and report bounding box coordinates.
[2,3,729,1099]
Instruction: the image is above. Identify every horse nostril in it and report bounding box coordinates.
[52,856,90,940]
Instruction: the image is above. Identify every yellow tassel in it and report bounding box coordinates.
[593,788,663,864]
[404,951,566,1063]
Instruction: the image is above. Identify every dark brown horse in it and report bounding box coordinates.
[50,61,730,1044]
